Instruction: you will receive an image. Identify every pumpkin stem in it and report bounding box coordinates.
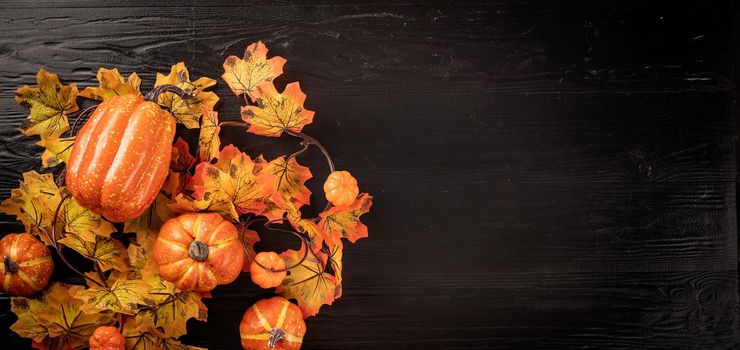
[267,328,286,348]
[188,241,209,262]
[3,255,19,274]
[144,84,198,103]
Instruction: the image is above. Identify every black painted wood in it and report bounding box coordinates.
[0,1,738,349]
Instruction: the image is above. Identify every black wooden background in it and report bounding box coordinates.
[1,1,739,349]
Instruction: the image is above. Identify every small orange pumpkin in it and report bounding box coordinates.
[66,93,176,222]
[89,326,125,350]
[249,252,286,289]
[0,233,54,296]
[240,297,306,350]
[153,212,244,292]
[323,170,359,207]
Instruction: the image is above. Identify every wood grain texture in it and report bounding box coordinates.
[0,1,738,349]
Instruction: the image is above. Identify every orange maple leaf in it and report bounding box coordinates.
[277,247,337,318]
[258,156,312,218]
[222,41,286,101]
[241,82,314,137]
[318,193,373,243]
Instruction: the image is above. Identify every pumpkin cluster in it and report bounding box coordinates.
[1,41,372,350]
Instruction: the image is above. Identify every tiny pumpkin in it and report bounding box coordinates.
[153,212,244,292]
[66,93,176,222]
[0,233,54,296]
[89,326,125,350]
[249,252,287,289]
[323,170,359,207]
[240,297,306,350]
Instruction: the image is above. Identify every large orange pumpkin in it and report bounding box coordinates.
[89,326,125,350]
[66,93,176,222]
[0,233,54,296]
[153,212,244,292]
[240,297,306,350]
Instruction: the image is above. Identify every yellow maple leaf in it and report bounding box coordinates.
[55,194,116,241]
[11,283,114,348]
[0,171,61,237]
[79,67,142,101]
[58,234,127,272]
[126,243,159,280]
[36,135,75,168]
[74,272,152,315]
[258,156,312,218]
[241,82,314,137]
[221,41,286,100]
[318,193,373,243]
[277,247,337,318]
[122,317,205,350]
[124,193,177,249]
[136,276,207,338]
[15,69,79,138]
[327,239,343,299]
[154,62,219,129]
[198,108,220,162]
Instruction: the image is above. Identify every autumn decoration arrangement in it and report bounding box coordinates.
[0,41,372,349]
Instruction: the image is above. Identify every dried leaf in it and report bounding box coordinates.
[55,195,116,241]
[0,171,61,237]
[11,283,114,348]
[163,138,196,198]
[74,272,152,315]
[221,41,286,100]
[259,156,312,218]
[79,67,141,101]
[318,193,373,243]
[198,108,220,162]
[124,193,177,249]
[58,234,127,272]
[136,276,207,338]
[172,145,269,220]
[154,62,219,129]
[277,248,337,318]
[15,69,79,138]
[241,82,314,137]
[37,136,75,168]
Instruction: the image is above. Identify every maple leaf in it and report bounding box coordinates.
[55,194,116,241]
[126,244,159,280]
[124,193,177,249]
[277,247,337,318]
[259,156,312,218]
[198,108,220,161]
[136,276,207,338]
[11,283,114,348]
[123,318,205,350]
[221,41,286,100]
[327,239,343,299]
[172,145,269,220]
[74,272,152,315]
[290,217,329,252]
[163,138,196,198]
[37,135,75,168]
[58,234,127,272]
[241,82,314,137]
[154,62,219,129]
[0,171,61,237]
[241,228,260,272]
[318,193,373,243]
[15,69,79,138]
[79,67,141,101]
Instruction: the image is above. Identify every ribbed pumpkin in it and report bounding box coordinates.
[323,170,359,207]
[249,252,286,289]
[240,297,306,350]
[89,326,125,350]
[66,93,176,222]
[153,212,244,292]
[0,233,54,296]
